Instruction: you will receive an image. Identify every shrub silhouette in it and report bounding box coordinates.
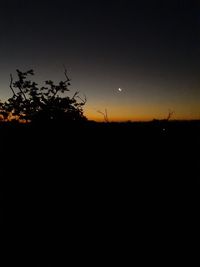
[0,69,87,123]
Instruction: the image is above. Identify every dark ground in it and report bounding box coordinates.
[1,120,199,265]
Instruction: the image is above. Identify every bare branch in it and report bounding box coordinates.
[18,84,27,101]
[72,91,79,99]
[63,64,71,83]
[105,108,109,122]
[9,74,16,96]
[97,108,109,122]
[97,110,104,116]
[166,109,175,121]
[77,94,87,105]
[83,94,87,103]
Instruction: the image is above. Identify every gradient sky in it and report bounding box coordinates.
[0,0,200,121]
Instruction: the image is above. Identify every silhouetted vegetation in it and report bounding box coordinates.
[97,108,109,122]
[0,69,87,124]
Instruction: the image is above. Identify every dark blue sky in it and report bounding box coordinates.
[0,0,199,120]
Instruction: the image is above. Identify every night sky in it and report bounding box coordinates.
[0,0,199,121]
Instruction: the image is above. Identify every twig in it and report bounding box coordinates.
[166,109,175,121]
[9,74,16,96]
[63,64,71,82]
[97,108,109,122]
[77,94,87,104]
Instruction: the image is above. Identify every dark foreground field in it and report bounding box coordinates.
[1,120,199,183]
[1,120,199,264]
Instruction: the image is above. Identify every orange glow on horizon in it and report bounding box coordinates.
[85,106,200,122]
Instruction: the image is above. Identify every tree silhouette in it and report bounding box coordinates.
[166,109,174,121]
[97,109,109,122]
[0,69,87,123]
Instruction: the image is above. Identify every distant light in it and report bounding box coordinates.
[163,128,166,131]
[118,88,122,92]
